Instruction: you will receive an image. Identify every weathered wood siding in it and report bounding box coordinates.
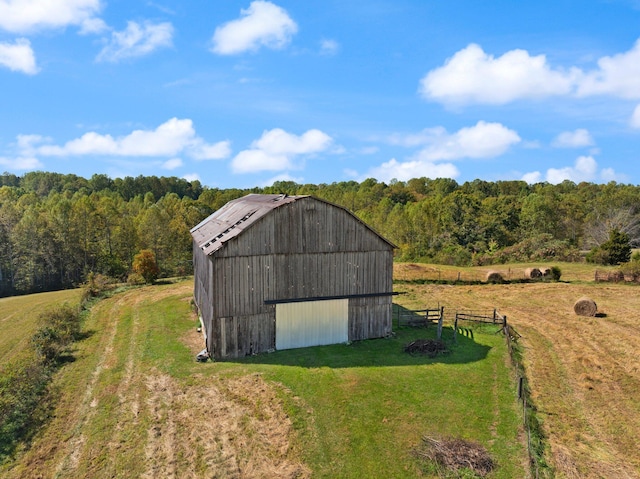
[194,196,394,359]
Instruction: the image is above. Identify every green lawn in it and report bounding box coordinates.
[1,282,527,478]
[208,324,526,478]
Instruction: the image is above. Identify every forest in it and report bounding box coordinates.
[1,171,639,297]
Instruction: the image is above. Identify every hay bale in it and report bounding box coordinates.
[540,267,551,277]
[485,271,504,283]
[525,267,542,279]
[574,297,597,317]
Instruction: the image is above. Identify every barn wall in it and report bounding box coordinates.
[192,241,215,351]
[216,197,392,258]
[349,295,392,341]
[199,196,395,360]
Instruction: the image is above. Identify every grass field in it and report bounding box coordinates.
[0,289,83,365]
[1,279,527,478]
[396,262,640,478]
[2,261,638,478]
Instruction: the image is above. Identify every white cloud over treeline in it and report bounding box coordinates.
[17,118,230,161]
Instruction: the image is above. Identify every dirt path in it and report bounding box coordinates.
[2,282,310,479]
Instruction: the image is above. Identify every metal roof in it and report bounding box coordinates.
[190,193,304,255]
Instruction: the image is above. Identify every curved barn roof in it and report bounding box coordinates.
[190,193,394,256]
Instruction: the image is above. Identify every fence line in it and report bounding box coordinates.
[502,318,545,478]
[395,303,547,476]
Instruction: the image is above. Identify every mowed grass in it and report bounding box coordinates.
[0,279,527,478]
[0,289,83,366]
[395,262,640,478]
[227,323,525,478]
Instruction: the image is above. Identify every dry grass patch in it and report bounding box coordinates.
[395,268,640,479]
[0,281,309,479]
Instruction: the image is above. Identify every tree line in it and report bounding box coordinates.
[1,171,639,296]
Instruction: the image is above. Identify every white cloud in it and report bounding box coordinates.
[183,173,201,182]
[26,118,230,160]
[552,128,594,148]
[0,155,43,170]
[231,149,290,173]
[190,139,232,160]
[211,1,297,55]
[577,39,640,99]
[521,171,542,184]
[97,21,173,62]
[320,39,339,56]
[420,43,577,105]
[161,158,183,170]
[363,158,460,183]
[630,104,640,128]
[391,121,520,161]
[523,156,625,184]
[421,39,640,105]
[231,128,332,173]
[0,0,102,34]
[0,38,38,74]
[78,17,108,35]
[546,155,598,184]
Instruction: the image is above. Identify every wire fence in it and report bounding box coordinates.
[397,304,548,478]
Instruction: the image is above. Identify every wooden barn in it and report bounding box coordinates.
[190,193,395,360]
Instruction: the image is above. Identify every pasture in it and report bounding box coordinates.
[1,279,526,478]
[396,262,640,478]
[1,262,638,478]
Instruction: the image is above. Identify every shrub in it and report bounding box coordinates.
[132,249,160,284]
[0,358,51,457]
[31,304,81,363]
[596,228,632,265]
[127,272,146,285]
[83,272,112,301]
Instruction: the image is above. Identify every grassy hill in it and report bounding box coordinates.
[0,279,528,478]
[2,263,638,478]
[0,289,83,365]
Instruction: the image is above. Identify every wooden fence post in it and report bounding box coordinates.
[453,313,458,342]
[437,306,444,340]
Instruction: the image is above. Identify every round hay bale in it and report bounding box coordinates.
[485,271,504,283]
[574,297,597,317]
[525,267,542,279]
[540,267,551,277]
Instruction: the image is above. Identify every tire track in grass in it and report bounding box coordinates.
[54,295,127,477]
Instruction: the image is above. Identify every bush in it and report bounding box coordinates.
[475,234,579,265]
[132,249,160,284]
[82,272,113,302]
[550,266,562,282]
[0,357,51,457]
[127,272,146,285]
[31,304,81,364]
[591,229,632,265]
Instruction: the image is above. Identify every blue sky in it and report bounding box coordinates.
[1,0,640,189]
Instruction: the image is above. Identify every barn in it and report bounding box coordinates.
[190,193,395,360]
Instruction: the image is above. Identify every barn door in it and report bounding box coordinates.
[275,299,348,350]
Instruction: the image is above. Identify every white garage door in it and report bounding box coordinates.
[276,299,348,350]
